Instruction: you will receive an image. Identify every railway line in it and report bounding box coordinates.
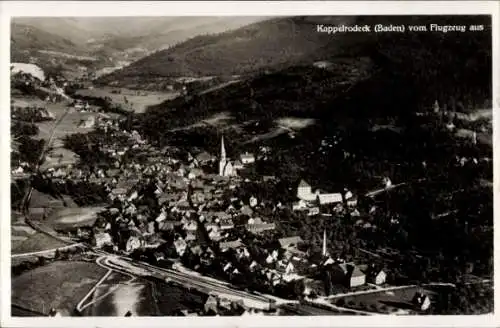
[99,255,275,311]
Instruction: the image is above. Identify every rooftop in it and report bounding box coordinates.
[298,180,310,188]
[279,236,304,248]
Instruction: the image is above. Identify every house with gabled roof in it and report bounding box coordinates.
[204,295,218,314]
[183,220,198,232]
[190,245,203,256]
[219,218,234,230]
[249,260,260,272]
[365,265,387,285]
[412,292,431,311]
[240,152,255,164]
[330,262,366,288]
[233,159,244,170]
[219,239,244,251]
[317,193,343,205]
[174,237,187,256]
[185,232,197,242]
[245,222,276,233]
[297,180,313,200]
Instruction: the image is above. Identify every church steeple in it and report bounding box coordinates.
[322,229,327,257]
[220,135,226,161]
[219,135,232,177]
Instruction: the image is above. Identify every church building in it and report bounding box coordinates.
[219,136,237,177]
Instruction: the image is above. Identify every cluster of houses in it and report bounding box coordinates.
[173,294,267,316]
[29,101,426,309]
[418,99,490,146]
[11,104,55,122]
[292,179,359,216]
[79,136,338,293]
[48,123,388,300]
[79,132,276,259]
[72,99,91,112]
[11,160,31,178]
[200,294,264,316]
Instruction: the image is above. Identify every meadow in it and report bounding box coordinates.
[81,275,207,316]
[331,286,437,315]
[12,261,107,316]
[75,87,178,113]
[45,206,106,231]
[11,232,68,255]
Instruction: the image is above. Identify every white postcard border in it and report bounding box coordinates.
[1,1,498,327]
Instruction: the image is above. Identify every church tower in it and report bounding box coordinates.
[220,135,226,162]
[322,229,327,257]
[219,135,230,176]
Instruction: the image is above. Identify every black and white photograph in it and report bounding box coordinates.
[1,1,498,326]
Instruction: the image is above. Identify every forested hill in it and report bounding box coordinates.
[131,15,491,140]
[11,23,85,61]
[97,16,361,81]
[99,15,491,83]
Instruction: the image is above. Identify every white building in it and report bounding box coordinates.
[93,232,112,248]
[308,207,320,216]
[317,193,343,205]
[292,199,308,211]
[413,292,431,311]
[383,177,392,189]
[373,270,387,285]
[332,263,366,288]
[240,152,255,164]
[297,180,315,201]
[126,236,142,252]
[297,179,348,205]
[249,196,258,208]
[174,238,187,256]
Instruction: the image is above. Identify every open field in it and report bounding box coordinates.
[276,117,316,130]
[12,261,107,316]
[166,111,317,146]
[38,50,98,61]
[28,189,64,209]
[11,96,90,170]
[169,112,237,132]
[330,286,437,315]
[149,278,207,315]
[35,108,96,141]
[75,87,178,113]
[82,275,207,316]
[11,232,68,255]
[44,206,105,231]
[11,212,38,250]
[83,278,148,316]
[80,271,136,316]
[11,97,47,108]
[11,256,40,267]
